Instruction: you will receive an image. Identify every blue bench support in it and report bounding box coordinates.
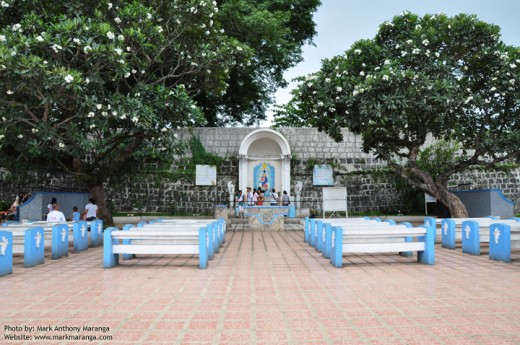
[330,226,343,268]
[217,219,226,245]
[24,227,45,268]
[207,224,215,260]
[0,231,13,277]
[73,221,89,253]
[103,227,120,268]
[424,217,436,229]
[424,217,438,243]
[461,220,481,255]
[310,220,323,249]
[199,228,208,269]
[122,224,135,260]
[418,224,435,265]
[489,223,513,263]
[90,220,104,247]
[315,221,325,253]
[441,219,456,249]
[51,224,69,260]
[103,226,209,269]
[323,223,333,259]
[305,217,314,244]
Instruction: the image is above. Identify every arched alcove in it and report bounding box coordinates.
[238,129,291,196]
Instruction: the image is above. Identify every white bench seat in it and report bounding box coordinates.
[124,219,225,259]
[104,227,211,269]
[305,217,385,249]
[329,223,434,268]
[307,218,409,258]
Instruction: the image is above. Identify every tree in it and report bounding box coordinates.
[197,0,321,126]
[274,12,520,217]
[0,0,251,224]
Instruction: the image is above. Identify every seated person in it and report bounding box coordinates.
[47,203,66,222]
[7,205,17,221]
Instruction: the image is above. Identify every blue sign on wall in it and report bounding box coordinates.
[253,163,275,196]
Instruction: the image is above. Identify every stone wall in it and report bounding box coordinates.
[1,128,518,215]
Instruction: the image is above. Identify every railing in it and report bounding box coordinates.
[113,198,400,219]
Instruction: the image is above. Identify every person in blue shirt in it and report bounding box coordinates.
[71,206,81,221]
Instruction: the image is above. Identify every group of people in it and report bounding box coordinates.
[234,187,290,218]
[46,197,99,223]
[1,191,31,221]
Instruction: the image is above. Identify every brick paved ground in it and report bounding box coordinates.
[2,227,520,344]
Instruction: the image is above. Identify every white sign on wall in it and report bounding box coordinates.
[313,164,334,186]
[322,187,348,218]
[196,165,217,186]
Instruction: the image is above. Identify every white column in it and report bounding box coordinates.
[281,155,291,195]
[238,155,248,194]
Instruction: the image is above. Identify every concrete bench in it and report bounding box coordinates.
[155,218,226,246]
[458,218,520,255]
[0,227,45,276]
[318,220,420,260]
[329,222,435,268]
[123,220,223,260]
[305,217,393,253]
[489,222,520,262]
[423,217,497,247]
[2,221,96,256]
[437,217,514,250]
[304,217,375,245]
[103,225,212,269]
[2,223,72,260]
[0,221,93,276]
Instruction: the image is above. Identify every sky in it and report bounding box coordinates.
[263,0,520,125]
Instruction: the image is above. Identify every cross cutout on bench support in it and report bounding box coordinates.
[35,231,42,249]
[61,229,67,242]
[464,225,471,240]
[0,236,8,256]
[493,228,501,244]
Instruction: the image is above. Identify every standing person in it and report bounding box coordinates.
[84,197,98,221]
[71,206,81,221]
[47,197,57,214]
[270,189,279,206]
[246,187,254,206]
[256,191,264,206]
[47,203,66,222]
[236,190,244,218]
[281,191,290,206]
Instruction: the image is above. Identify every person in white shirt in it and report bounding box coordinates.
[84,197,98,221]
[47,197,57,215]
[246,187,254,206]
[270,189,279,206]
[47,203,66,222]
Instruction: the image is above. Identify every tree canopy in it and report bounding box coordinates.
[274,12,520,216]
[0,0,319,223]
[198,0,321,126]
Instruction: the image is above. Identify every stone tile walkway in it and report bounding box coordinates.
[2,229,520,344]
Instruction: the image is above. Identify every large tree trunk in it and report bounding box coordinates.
[88,184,115,227]
[430,185,468,218]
